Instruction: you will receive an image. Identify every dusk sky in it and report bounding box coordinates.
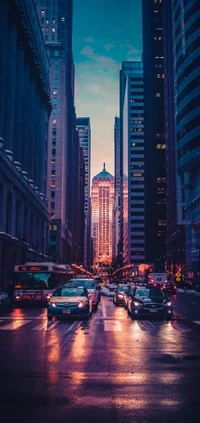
[73,0,142,179]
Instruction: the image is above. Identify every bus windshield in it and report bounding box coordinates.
[13,272,59,290]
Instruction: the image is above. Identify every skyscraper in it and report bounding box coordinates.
[76,117,91,269]
[113,116,121,259]
[36,0,77,263]
[91,164,114,265]
[169,0,200,278]
[121,61,145,265]
[142,0,166,269]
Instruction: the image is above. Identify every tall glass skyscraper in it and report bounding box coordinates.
[36,0,77,263]
[121,61,145,265]
[142,0,166,270]
[171,0,200,277]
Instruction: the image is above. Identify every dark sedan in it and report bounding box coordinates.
[162,281,177,295]
[113,285,129,306]
[123,284,135,309]
[127,286,173,320]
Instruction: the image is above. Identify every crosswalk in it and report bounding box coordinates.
[0,316,199,332]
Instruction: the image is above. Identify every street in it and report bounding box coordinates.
[0,294,200,423]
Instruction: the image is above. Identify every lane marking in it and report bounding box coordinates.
[33,321,59,331]
[0,320,31,330]
[102,301,107,318]
[104,320,122,331]
[0,316,46,320]
[193,321,200,325]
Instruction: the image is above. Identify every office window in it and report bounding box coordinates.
[53,108,57,115]
[52,149,56,155]
[52,119,56,124]
[53,89,57,95]
[52,139,56,146]
[51,191,55,198]
[53,98,57,105]
[54,51,59,56]
[51,202,55,209]
[54,69,58,76]
[51,181,55,187]
[51,169,56,176]
[54,78,58,85]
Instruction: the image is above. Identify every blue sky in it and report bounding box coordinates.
[73,0,142,179]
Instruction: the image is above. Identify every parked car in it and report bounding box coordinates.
[162,281,177,295]
[113,284,129,306]
[68,278,99,310]
[127,285,173,320]
[47,283,92,320]
[0,291,12,313]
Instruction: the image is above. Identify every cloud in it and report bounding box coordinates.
[75,47,121,178]
[121,41,139,55]
[104,43,115,51]
[83,36,95,43]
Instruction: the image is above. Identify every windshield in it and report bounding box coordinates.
[13,272,61,290]
[69,280,95,289]
[118,286,128,292]
[53,287,86,297]
[135,288,164,298]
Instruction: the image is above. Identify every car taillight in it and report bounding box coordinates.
[174,285,176,289]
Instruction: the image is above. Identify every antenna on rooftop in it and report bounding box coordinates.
[103,163,106,171]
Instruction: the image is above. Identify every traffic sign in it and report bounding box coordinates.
[175,272,181,277]
[176,277,181,282]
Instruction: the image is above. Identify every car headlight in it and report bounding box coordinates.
[78,302,84,308]
[46,294,52,300]
[51,302,56,308]
[133,301,140,307]
[164,301,172,307]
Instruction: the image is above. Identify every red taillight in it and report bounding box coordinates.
[174,285,176,289]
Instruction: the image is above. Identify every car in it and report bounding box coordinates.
[113,284,129,306]
[47,283,93,320]
[123,284,135,309]
[67,278,99,310]
[0,291,12,313]
[127,285,173,320]
[162,281,177,295]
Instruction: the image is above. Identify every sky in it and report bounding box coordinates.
[73,0,142,179]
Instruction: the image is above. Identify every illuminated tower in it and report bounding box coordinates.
[91,164,114,265]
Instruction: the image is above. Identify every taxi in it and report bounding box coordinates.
[47,283,92,320]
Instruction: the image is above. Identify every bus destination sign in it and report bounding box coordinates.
[18,265,49,272]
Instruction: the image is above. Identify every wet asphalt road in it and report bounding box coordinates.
[0,296,200,423]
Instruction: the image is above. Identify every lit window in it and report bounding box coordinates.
[51,181,56,187]
[51,169,56,176]
[53,89,57,95]
[46,20,49,24]
[52,119,56,124]
[54,78,58,85]
[156,93,161,97]
[53,225,57,230]
[51,213,55,218]
[61,17,65,22]
[53,98,57,104]
[54,69,58,76]
[133,173,142,177]
[52,28,55,32]
[53,108,57,114]
[52,159,56,165]
[41,11,45,15]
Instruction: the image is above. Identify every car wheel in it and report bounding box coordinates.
[131,309,137,320]
[93,303,98,311]
[166,315,172,321]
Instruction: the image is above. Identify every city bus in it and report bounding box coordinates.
[13,262,75,305]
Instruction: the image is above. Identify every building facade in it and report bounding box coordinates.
[121,62,145,266]
[76,117,91,269]
[91,165,114,265]
[36,0,78,264]
[0,0,51,288]
[112,116,121,260]
[171,0,200,279]
[142,0,166,269]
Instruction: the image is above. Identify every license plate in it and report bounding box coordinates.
[63,310,71,314]
[23,295,31,300]
[150,309,158,313]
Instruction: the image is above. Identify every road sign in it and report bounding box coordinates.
[175,272,181,277]
[176,277,181,282]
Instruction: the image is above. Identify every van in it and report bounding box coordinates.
[148,273,167,286]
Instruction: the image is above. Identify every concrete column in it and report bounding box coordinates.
[21,51,31,174]
[13,31,25,163]
[39,102,46,193]
[34,86,41,188]
[28,71,37,179]
[0,177,7,232]
[0,0,9,137]
[3,9,18,150]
